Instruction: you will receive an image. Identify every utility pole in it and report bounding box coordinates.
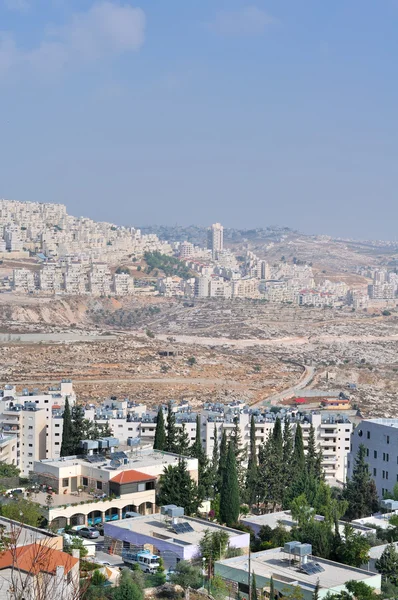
[248,547,251,600]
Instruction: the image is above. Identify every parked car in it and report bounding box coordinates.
[79,527,100,539]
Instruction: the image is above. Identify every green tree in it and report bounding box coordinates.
[0,462,20,477]
[60,397,74,457]
[252,572,258,600]
[100,421,113,438]
[257,419,284,510]
[270,575,275,600]
[333,524,371,567]
[210,425,219,496]
[199,529,229,563]
[176,423,191,456]
[375,542,398,586]
[282,418,294,485]
[217,429,228,492]
[71,404,86,454]
[313,580,320,600]
[65,536,88,558]
[246,415,258,506]
[343,444,379,520]
[306,424,317,478]
[157,459,201,515]
[292,423,305,473]
[113,569,143,600]
[191,415,204,460]
[190,415,212,500]
[219,442,240,527]
[170,560,202,589]
[1,499,42,527]
[165,402,178,453]
[153,408,166,451]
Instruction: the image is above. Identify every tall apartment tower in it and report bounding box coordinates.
[207,223,224,259]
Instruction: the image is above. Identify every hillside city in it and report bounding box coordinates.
[2,200,398,600]
[1,199,397,309]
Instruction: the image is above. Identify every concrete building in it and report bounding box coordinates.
[12,268,36,293]
[104,511,249,566]
[113,273,134,296]
[215,547,381,600]
[32,449,198,529]
[0,381,75,474]
[207,223,223,259]
[347,418,398,498]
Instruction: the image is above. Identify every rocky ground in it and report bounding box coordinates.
[1,295,398,416]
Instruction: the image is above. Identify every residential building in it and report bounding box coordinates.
[113,273,134,296]
[207,223,223,259]
[347,418,398,498]
[215,546,381,600]
[104,510,249,565]
[12,268,36,293]
[32,449,198,529]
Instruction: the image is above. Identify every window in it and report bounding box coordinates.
[55,442,59,446]
[138,483,146,492]
[383,471,385,479]
[373,468,377,476]
[387,436,390,444]
[55,424,60,428]
[374,451,378,459]
[387,471,389,480]
[55,433,59,436]
[28,426,33,430]
[62,478,69,487]
[358,430,363,437]
[366,448,369,457]
[82,477,88,486]
[387,454,390,462]
[96,481,102,490]
[44,400,48,404]
[367,431,370,439]
[28,444,32,448]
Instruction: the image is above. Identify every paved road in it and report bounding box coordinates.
[252,364,316,408]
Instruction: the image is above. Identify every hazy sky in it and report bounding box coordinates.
[0,1,397,239]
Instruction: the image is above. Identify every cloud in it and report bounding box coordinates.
[0,1,145,77]
[208,5,277,37]
[3,0,30,12]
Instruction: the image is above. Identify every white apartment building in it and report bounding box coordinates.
[87,401,353,484]
[232,278,259,299]
[368,283,395,300]
[63,262,87,294]
[12,268,36,293]
[88,263,111,296]
[209,276,232,298]
[0,381,75,475]
[39,263,63,293]
[113,273,134,296]
[4,223,23,251]
[179,241,194,258]
[347,419,398,498]
[207,223,223,259]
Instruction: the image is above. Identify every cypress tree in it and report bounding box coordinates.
[154,408,166,450]
[219,442,240,527]
[101,421,113,437]
[269,575,275,600]
[210,425,219,496]
[191,415,204,459]
[217,429,228,492]
[312,580,320,600]
[176,423,190,456]
[71,404,85,455]
[272,416,283,455]
[166,402,178,453]
[282,418,294,475]
[292,423,305,473]
[60,397,73,457]
[306,423,317,477]
[245,415,258,506]
[251,572,258,600]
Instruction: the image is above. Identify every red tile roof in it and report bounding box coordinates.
[110,469,156,485]
[0,543,78,575]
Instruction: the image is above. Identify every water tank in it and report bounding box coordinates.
[284,541,301,553]
[293,543,312,557]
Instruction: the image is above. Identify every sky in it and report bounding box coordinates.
[0,0,398,239]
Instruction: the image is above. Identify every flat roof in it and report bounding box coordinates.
[37,448,197,473]
[216,548,377,591]
[105,513,247,548]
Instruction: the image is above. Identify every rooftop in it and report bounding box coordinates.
[0,543,78,575]
[105,513,247,548]
[216,547,379,592]
[110,470,156,485]
[37,447,196,473]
